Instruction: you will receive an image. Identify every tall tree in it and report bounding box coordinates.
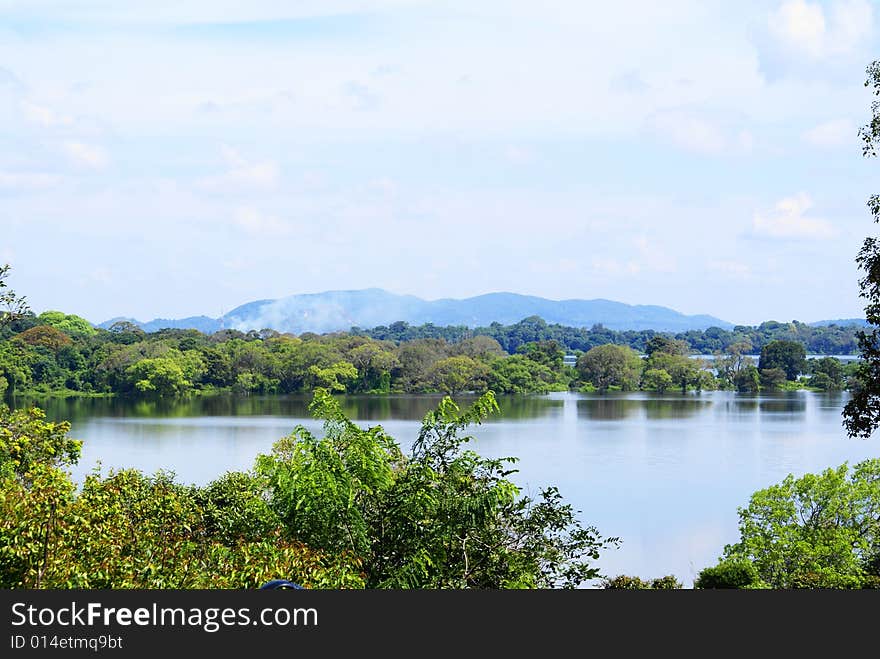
[844,60,880,438]
[0,264,29,326]
[758,340,806,381]
[576,344,642,393]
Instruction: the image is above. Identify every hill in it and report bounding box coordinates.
[99,289,733,334]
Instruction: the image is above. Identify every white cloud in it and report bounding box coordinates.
[634,235,677,273]
[647,110,752,156]
[592,258,640,277]
[62,141,108,169]
[768,0,873,58]
[752,193,835,239]
[802,118,854,147]
[87,267,112,284]
[707,260,753,280]
[0,1,419,25]
[199,145,279,191]
[0,171,59,190]
[233,207,290,235]
[21,100,73,127]
[368,177,397,196]
[0,67,25,93]
[504,145,531,164]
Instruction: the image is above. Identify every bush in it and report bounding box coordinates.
[602,575,651,589]
[695,558,762,589]
[650,575,683,589]
[602,574,682,589]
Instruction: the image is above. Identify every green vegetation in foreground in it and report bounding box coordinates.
[0,308,862,400]
[0,390,619,589]
[694,460,880,589]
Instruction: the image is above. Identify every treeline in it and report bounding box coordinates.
[353,316,861,355]
[0,312,861,398]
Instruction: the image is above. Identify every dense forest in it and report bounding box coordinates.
[354,315,862,355]
[0,310,862,399]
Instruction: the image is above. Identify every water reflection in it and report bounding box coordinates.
[577,397,642,421]
[758,396,807,415]
[9,391,565,424]
[642,397,711,420]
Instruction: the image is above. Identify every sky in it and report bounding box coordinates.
[1,0,878,327]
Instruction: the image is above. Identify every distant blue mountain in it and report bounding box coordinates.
[99,289,733,334]
[809,318,869,328]
[99,315,222,334]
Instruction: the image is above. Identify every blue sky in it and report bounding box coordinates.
[1,0,878,326]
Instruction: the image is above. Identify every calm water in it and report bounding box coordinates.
[12,391,879,587]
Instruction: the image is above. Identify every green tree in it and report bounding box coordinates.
[125,358,191,396]
[758,340,806,381]
[713,341,754,389]
[516,340,565,371]
[0,405,82,480]
[449,336,506,361]
[642,368,673,393]
[13,325,72,352]
[733,364,760,393]
[256,390,618,588]
[0,264,29,326]
[394,339,447,393]
[487,354,556,394]
[602,574,682,589]
[576,345,641,393]
[348,342,398,393]
[844,60,880,438]
[645,336,690,357]
[0,464,364,589]
[427,356,489,395]
[809,357,845,390]
[694,558,762,589]
[703,459,880,589]
[308,361,358,392]
[36,311,96,338]
[645,352,701,394]
[759,367,787,391]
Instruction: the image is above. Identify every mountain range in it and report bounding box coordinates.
[99,289,735,334]
[97,289,868,335]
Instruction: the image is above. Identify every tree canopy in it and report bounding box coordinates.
[844,60,880,439]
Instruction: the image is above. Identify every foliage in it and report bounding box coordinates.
[758,340,806,381]
[733,364,760,393]
[0,465,363,589]
[844,60,880,438]
[644,352,702,394]
[576,345,641,393]
[759,367,787,391]
[807,356,845,390]
[427,355,490,395]
[256,390,618,588]
[36,311,96,338]
[359,316,861,356]
[702,459,880,589]
[694,558,762,589]
[602,574,683,589]
[0,405,81,480]
[0,303,862,398]
[641,368,673,393]
[0,265,29,327]
[487,354,558,393]
[125,358,191,397]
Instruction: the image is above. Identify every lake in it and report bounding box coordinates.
[11,391,879,587]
